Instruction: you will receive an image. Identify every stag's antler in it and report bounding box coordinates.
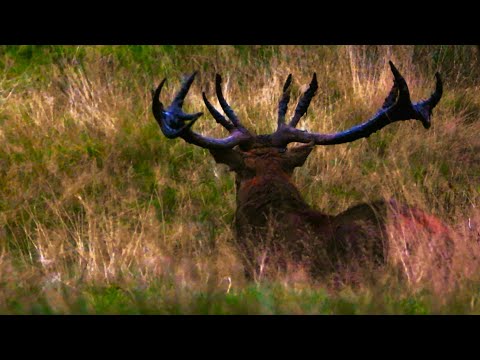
[269,61,443,147]
[152,73,253,149]
[152,62,442,150]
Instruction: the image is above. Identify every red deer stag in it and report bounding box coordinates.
[152,61,449,278]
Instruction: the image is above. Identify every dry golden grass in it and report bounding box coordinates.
[0,45,479,313]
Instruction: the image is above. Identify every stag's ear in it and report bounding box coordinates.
[282,143,315,173]
[209,148,246,172]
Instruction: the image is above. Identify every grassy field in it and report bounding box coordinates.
[0,45,479,314]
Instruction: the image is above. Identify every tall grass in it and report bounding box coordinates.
[0,45,479,314]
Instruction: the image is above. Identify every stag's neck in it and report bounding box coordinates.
[234,171,330,230]
[233,172,335,253]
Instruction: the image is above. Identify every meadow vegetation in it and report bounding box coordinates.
[0,45,479,314]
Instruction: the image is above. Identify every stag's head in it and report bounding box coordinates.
[152,62,442,191]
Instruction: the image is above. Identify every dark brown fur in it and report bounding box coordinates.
[212,146,452,278]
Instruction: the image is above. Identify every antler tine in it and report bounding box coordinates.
[413,72,443,129]
[172,72,198,108]
[152,78,167,124]
[215,74,243,129]
[278,74,292,128]
[381,78,399,109]
[289,73,318,128]
[388,61,411,106]
[202,92,235,131]
[428,72,443,109]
